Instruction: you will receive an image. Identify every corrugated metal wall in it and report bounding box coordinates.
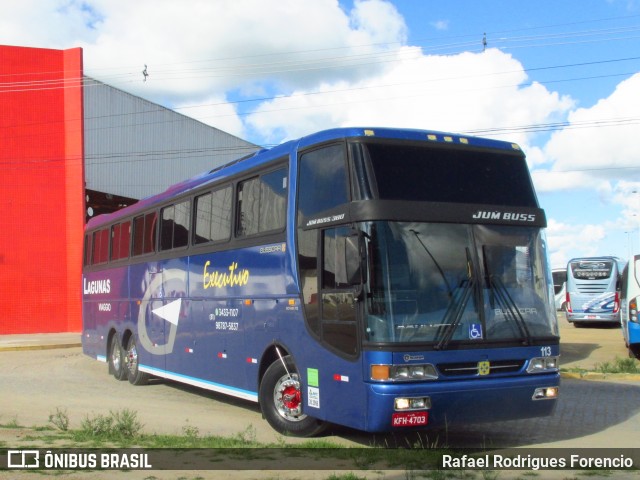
[84,78,259,200]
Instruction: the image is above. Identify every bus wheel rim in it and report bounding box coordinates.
[273,374,306,422]
[111,337,121,371]
[127,342,138,373]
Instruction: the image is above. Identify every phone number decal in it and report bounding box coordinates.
[215,321,239,331]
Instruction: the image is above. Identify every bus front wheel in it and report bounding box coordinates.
[125,336,150,386]
[259,355,326,437]
[109,334,127,381]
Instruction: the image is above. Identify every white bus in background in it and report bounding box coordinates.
[565,257,622,327]
[552,268,567,311]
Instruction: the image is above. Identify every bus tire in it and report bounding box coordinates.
[259,355,326,437]
[125,335,150,386]
[629,344,640,360]
[109,334,128,381]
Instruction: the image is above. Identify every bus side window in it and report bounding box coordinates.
[236,167,287,238]
[160,200,190,251]
[320,227,358,357]
[84,234,92,266]
[133,211,157,256]
[111,221,131,261]
[92,228,109,265]
[194,186,232,244]
[297,144,350,346]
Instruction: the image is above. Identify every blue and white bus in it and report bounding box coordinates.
[82,127,560,436]
[565,256,622,327]
[620,255,640,359]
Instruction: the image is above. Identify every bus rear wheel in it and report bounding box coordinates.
[259,355,326,437]
[125,336,150,386]
[109,334,128,381]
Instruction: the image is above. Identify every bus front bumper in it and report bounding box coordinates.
[566,312,620,323]
[365,373,559,432]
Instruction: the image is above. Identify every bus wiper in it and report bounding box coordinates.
[435,277,474,350]
[487,274,532,345]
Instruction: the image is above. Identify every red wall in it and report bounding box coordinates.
[0,45,85,334]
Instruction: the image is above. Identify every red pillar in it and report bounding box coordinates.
[0,45,85,334]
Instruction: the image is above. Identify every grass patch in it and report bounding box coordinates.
[0,415,22,429]
[595,356,640,374]
[74,409,144,445]
[3,409,448,473]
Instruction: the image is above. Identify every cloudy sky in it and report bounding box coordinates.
[2,0,640,267]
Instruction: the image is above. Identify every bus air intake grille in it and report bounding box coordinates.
[436,359,525,377]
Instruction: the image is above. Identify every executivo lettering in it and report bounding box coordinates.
[203,261,250,289]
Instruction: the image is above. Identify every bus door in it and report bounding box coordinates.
[308,226,367,425]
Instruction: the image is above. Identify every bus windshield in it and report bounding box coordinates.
[363,221,557,345]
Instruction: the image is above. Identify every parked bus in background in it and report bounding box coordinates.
[552,268,567,311]
[620,255,640,359]
[565,256,622,327]
[82,127,560,436]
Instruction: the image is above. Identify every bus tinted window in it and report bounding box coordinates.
[83,234,92,266]
[259,169,287,232]
[194,186,232,244]
[92,228,109,265]
[160,200,190,250]
[360,142,537,207]
[111,221,131,260]
[133,211,157,256]
[298,145,348,219]
[237,168,287,237]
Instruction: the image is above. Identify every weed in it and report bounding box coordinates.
[182,424,200,440]
[234,424,257,444]
[48,407,70,431]
[0,416,21,428]
[76,409,143,442]
[325,474,366,480]
[595,357,640,374]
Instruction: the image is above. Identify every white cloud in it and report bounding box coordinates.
[430,20,449,31]
[172,96,246,140]
[0,0,102,48]
[245,48,574,144]
[545,218,607,267]
[77,0,409,105]
[543,73,640,186]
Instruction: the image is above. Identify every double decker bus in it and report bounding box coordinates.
[565,256,622,327]
[82,127,560,436]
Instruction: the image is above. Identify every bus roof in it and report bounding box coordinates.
[85,127,523,230]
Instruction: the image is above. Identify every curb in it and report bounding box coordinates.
[0,343,82,352]
[560,371,640,382]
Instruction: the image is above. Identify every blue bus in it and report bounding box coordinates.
[565,256,622,327]
[82,127,560,436]
[620,255,640,359]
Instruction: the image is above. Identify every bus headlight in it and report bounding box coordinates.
[394,396,431,411]
[532,386,558,400]
[371,364,438,381]
[527,356,559,373]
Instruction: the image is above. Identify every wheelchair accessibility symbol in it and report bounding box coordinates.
[469,323,482,340]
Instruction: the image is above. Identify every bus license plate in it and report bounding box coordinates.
[392,411,428,427]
